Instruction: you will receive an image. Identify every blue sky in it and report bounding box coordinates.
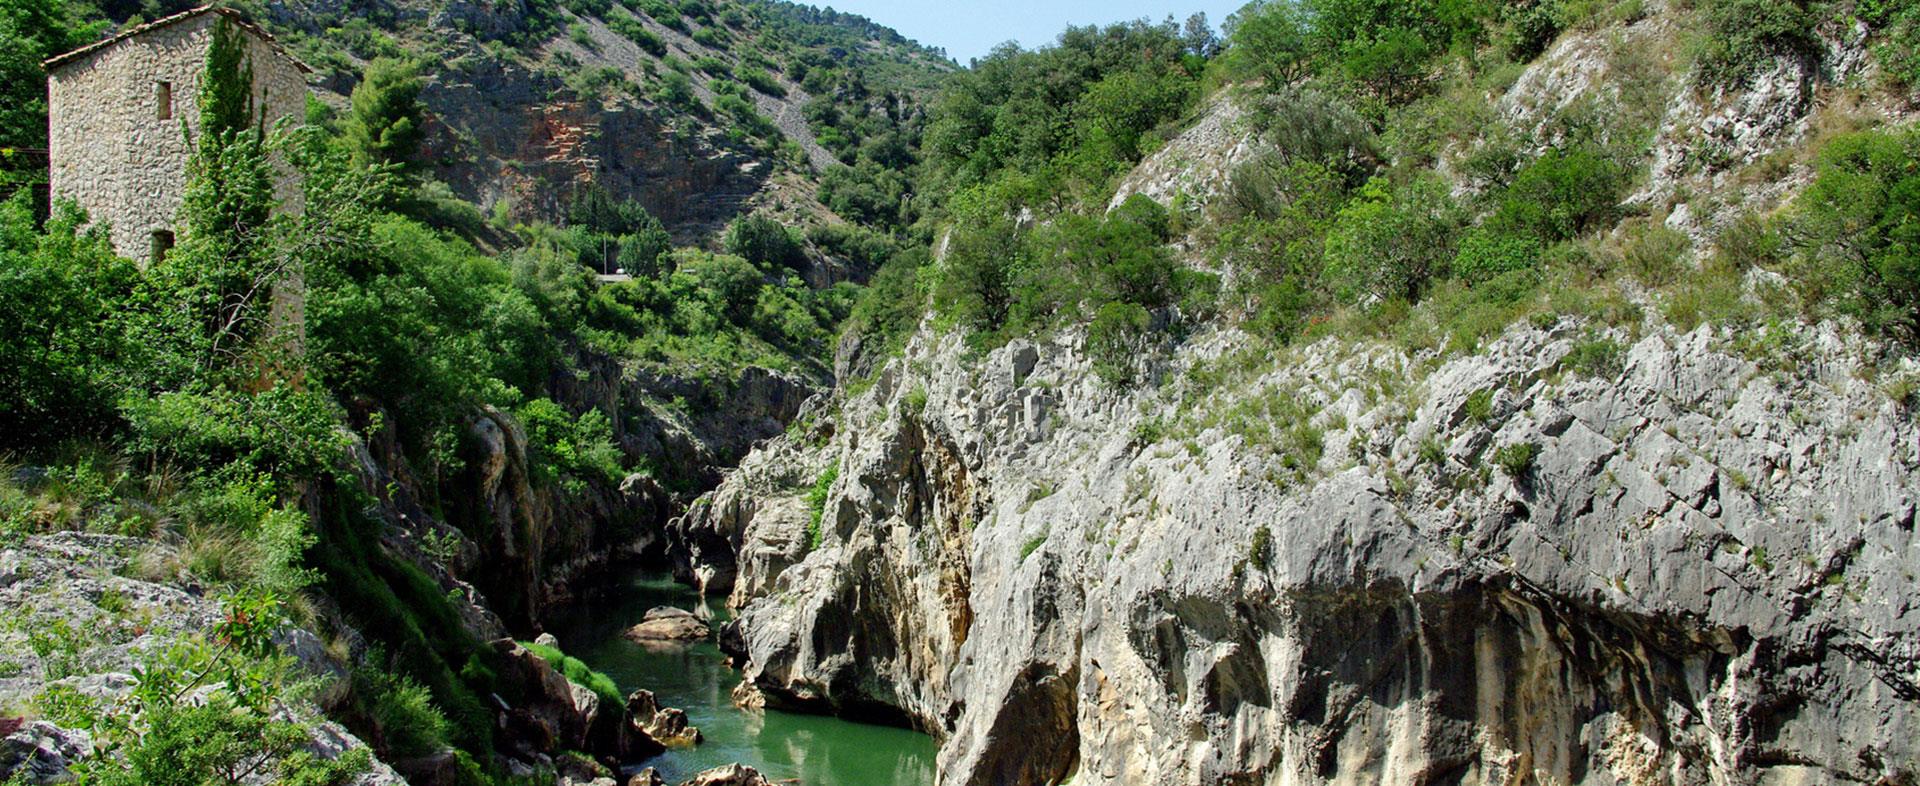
[814,1,1251,64]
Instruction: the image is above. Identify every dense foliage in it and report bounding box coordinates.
[0,4,856,779]
[0,0,98,192]
[865,0,1920,396]
[1788,126,1920,340]
[3,0,1919,778]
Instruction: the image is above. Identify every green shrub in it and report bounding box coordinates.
[1561,337,1624,377]
[1463,388,1495,423]
[714,93,778,140]
[1325,174,1462,304]
[842,249,927,366]
[1452,227,1542,285]
[903,386,929,415]
[81,696,369,786]
[1248,525,1272,571]
[355,665,452,758]
[344,58,425,178]
[609,12,666,55]
[0,197,138,447]
[1862,0,1920,89]
[1618,220,1693,287]
[805,465,838,550]
[1492,441,1540,476]
[1223,0,1313,85]
[1693,0,1823,88]
[1788,126,1920,340]
[933,191,1022,333]
[724,214,804,271]
[1487,143,1627,244]
[655,70,697,109]
[515,399,624,496]
[1664,255,1756,330]
[1502,0,1568,61]
[1087,301,1152,385]
[1240,88,1376,177]
[1713,211,1786,271]
[568,22,595,49]
[741,68,785,96]
[691,25,727,47]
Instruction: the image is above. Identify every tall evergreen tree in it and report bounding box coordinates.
[343,57,425,175]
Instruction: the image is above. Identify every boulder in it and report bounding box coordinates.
[490,639,591,753]
[676,763,771,786]
[622,689,702,751]
[0,721,92,785]
[627,768,666,786]
[623,607,710,642]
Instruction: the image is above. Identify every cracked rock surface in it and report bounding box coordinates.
[677,316,1920,785]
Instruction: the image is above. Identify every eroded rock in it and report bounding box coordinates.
[675,763,771,786]
[686,316,1920,785]
[623,607,710,642]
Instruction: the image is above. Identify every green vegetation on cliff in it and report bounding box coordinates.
[0,5,855,778]
[4,0,1920,779]
[836,0,1920,395]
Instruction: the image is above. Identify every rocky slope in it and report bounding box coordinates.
[688,312,1920,785]
[0,532,405,784]
[424,345,815,628]
[254,0,950,241]
[672,4,1920,783]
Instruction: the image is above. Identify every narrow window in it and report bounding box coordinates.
[155,81,173,120]
[150,230,175,264]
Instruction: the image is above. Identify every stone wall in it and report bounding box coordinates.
[46,10,307,263]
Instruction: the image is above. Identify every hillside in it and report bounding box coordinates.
[3,0,1920,783]
[678,0,1920,783]
[69,0,951,249]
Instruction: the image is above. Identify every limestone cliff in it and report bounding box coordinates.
[671,4,1920,782]
[684,314,1920,784]
[359,342,815,629]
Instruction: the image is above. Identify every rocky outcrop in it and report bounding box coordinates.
[1107,92,1254,214]
[625,689,703,748]
[677,763,772,786]
[0,533,402,785]
[0,722,92,785]
[490,639,703,766]
[624,607,711,642]
[682,314,1920,784]
[350,341,815,631]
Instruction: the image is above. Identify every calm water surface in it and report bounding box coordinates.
[546,573,937,785]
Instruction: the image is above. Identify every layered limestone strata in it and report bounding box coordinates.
[680,320,1920,785]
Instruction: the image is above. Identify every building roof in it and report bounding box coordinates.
[42,5,313,74]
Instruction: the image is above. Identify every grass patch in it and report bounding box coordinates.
[1492,442,1540,477]
[1463,388,1495,423]
[1020,532,1048,560]
[805,465,838,550]
[520,640,623,707]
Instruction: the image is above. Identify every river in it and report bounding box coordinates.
[545,572,938,785]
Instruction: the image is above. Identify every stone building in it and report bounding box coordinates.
[43,6,310,264]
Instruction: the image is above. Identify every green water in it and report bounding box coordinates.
[545,572,937,785]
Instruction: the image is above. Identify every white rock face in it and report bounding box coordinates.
[661,6,1920,784]
[1108,94,1255,214]
[679,314,1920,785]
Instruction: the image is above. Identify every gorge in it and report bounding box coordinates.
[1,0,1919,783]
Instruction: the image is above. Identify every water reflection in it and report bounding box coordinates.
[545,573,937,785]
